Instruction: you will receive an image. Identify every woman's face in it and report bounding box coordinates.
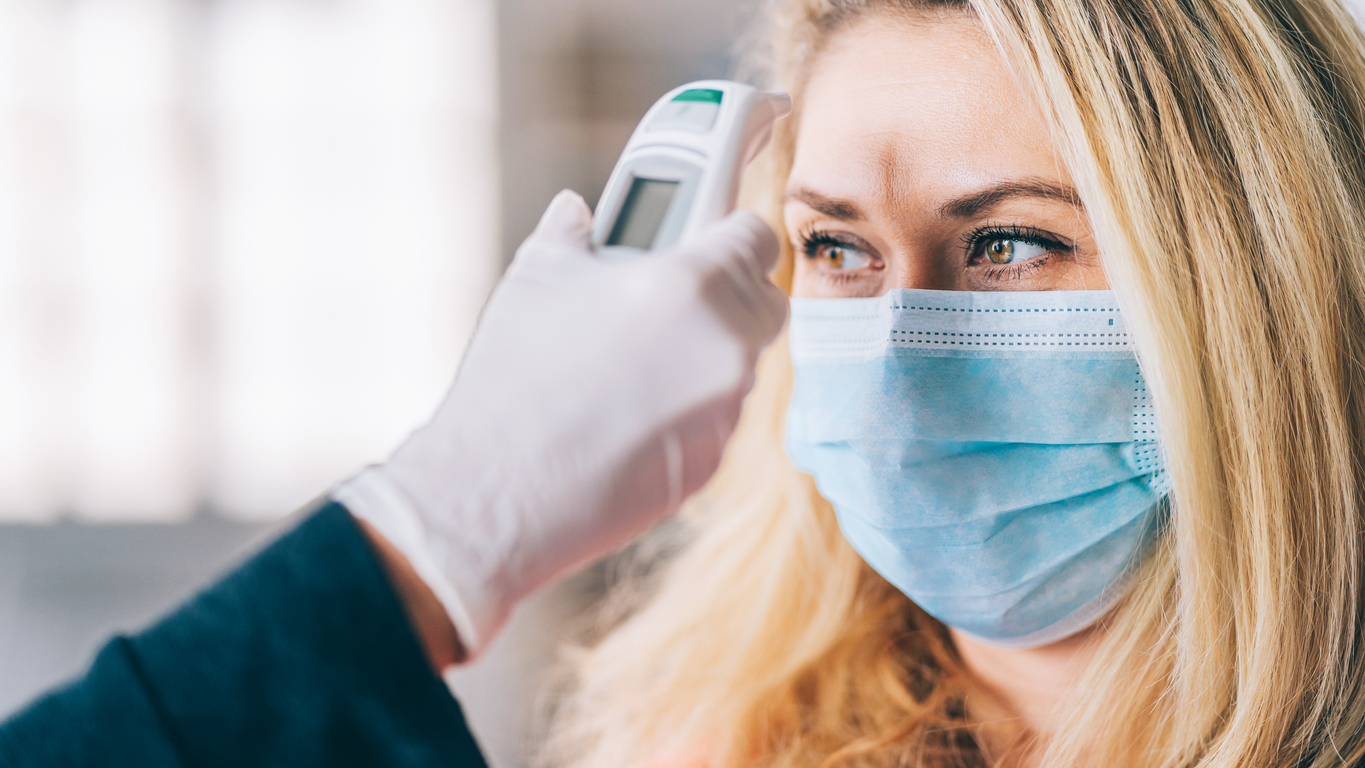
[786,12,1107,298]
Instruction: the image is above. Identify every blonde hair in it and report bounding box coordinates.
[544,0,1365,765]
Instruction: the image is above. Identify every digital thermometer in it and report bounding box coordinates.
[591,80,792,258]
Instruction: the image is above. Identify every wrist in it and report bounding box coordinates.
[355,516,466,669]
[332,466,509,659]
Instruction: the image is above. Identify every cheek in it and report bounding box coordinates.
[1066,260,1111,291]
[789,256,818,298]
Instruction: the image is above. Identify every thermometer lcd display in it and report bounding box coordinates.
[607,177,679,249]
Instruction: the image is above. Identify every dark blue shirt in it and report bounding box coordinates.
[0,502,490,768]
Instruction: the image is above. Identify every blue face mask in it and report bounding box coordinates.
[785,289,1169,648]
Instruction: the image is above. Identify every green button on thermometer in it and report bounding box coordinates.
[591,80,792,257]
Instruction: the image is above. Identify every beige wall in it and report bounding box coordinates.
[495,0,763,266]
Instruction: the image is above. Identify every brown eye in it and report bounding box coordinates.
[987,239,1015,264]
[799,232,875,271]
[815,242,871,270]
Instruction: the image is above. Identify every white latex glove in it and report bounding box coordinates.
[334,190,787,658]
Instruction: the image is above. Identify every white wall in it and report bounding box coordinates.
[0,0,499,523]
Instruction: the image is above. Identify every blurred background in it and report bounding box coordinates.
[0,0,761,764]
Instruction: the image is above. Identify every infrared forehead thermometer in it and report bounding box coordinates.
[592,80,791,257]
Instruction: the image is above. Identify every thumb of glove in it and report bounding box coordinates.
[530,189,593,249]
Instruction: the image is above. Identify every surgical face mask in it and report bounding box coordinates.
[785,289,1169,648]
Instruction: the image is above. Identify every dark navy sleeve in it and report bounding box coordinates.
[0,501,490,768]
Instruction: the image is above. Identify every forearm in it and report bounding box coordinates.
[0,502,487,768]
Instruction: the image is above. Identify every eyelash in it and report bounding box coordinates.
[796,229,880,282]
[961,224,1073,282]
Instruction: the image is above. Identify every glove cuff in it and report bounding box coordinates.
[332,468,495,660]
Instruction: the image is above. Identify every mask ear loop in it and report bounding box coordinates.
[662,430,684,512]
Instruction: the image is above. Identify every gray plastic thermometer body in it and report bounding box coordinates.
[591,80,791,258]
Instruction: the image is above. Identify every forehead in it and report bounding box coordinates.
[791,12,1062,204]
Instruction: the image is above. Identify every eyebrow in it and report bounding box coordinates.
[784,178,1082,221]
[937,179,1082,219]
[784,188,866,220]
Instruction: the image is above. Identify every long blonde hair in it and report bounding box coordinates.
[544,0,1365,765]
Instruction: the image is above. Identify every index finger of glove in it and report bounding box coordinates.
[684,210,780,277]
[659,212,787,356]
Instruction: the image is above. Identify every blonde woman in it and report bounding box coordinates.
[545,0,1365,766]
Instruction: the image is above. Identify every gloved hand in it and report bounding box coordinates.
[335,190,787,659]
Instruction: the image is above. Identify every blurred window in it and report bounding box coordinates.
[0,0,499,522]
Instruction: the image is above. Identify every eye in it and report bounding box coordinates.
[819,243,873,270]
[964,226,1072,270]
[981,238,1050,265]
[799,231,876,271]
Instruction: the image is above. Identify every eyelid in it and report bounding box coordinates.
[961,223,1074,249]
[962,224,1073,264]
[794,227,881,258]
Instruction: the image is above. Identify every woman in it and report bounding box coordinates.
[547,0,1365,766]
